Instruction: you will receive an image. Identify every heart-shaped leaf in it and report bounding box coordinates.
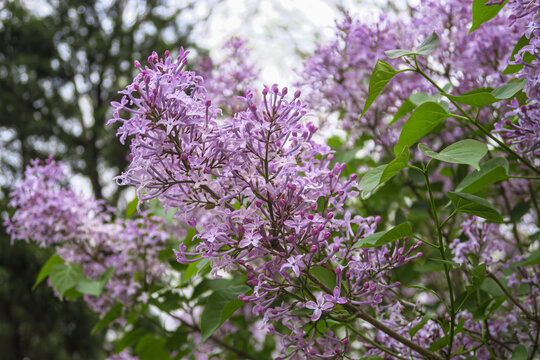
[360,60,397,118]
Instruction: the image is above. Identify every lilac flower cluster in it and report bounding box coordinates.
[5,157,171,315]
[110,49,424,358]
[196,37,260,115]
[297,0,520,151]
[493,1,539,161]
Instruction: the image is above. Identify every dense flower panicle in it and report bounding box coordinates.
[5,157,110,247]
[110,50,424,358]
[297,0,520,151]
[5,157,172,315]
[196,37,261,114]
[493,5,539,161]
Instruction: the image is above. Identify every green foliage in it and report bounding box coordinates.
[33,254,64,290]
[511,345,529,360]
[393,102,451,154]
[91,303,123,334]
[199,285,250,343]
[359,147,409,197]
[136,334,172,360]
[446,79,525,107]
[469,0,509,33]
[455,157,509,193]
[311,265,337,289]
[503,35,536,74]
[357,222,413,248]
[388,92,439,127]
[418,140,487,170]
[361,60,397,118]
[385,32,440,58]
[448,192,503,223]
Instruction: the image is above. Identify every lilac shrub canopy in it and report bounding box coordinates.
[5,0,540,359]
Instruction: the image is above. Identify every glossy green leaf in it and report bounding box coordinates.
[200,285,250,343]
[33,254,64,290]
[455,157,509,193]
[511,345,528,360]
[409,312,436,337]
[359,148,409,197]
[446,80,525,107]
[360,60,397,118]
[357,222,413,248]
[393,102,451,155]
[385,32,439,58]
[418,139,487,170]
[448,192,503,223]
[49,263,84,297]
[136,334,172,360]
[91,303,123,334]
[503,35,535,74]
[470,0,508,33]
[388,92,439,127]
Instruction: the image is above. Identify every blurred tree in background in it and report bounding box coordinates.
[0,0,211,358]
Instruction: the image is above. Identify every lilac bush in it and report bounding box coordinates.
[5,1,540,359]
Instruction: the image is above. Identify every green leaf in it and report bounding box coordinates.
[470,263,486,292]
[360,60,397,118]
[75,267,115,297]
[388,92,439,127]
[503,35,535,74]
[116,327,147,353]
[91,303,123,334]
[511,345,528,360]
[393,102,451,155]
[409,312,436,337]
[33,254,64,290]
[448,192,503,223]
[126,196,138,217]
[182,258,210,283]
[49,263,84,297]
[510,200,530,222]
[418,140,487,170]
[359,147,409,197]
[200,285,250,343]
[357,222,413,248]
[385,32,440,58]
[311,265,336,290]
[429,334,449,351]
[446,80,525,107]
[455,157,509,193]
[470,0,508,33]
[513,249,540,267]
[136,334,172,360]
[381,147,410,183]
[480,278,505,298]
[76,278,104,297]
[490,79,527,99]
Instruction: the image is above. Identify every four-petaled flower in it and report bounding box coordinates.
[324,286,347,305]
[305,293,334,321]
[280,254,305,277]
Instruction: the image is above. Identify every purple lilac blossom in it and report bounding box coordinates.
[196,37,260,115]
[110,49,424,358]
[5,157,172,315]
